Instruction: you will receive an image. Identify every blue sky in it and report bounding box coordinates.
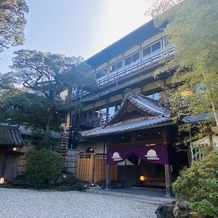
[0,0,154,73]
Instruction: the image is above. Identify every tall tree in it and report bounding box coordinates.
[148,0,218,129]
[0,0,28,53]
[10,49,96,133]
[0,71,17,89]
[0,88,51,130]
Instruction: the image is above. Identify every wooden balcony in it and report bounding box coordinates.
[97,47,174,87]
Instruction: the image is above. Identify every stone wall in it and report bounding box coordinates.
[16,146,33,176]
[64,149,79,176]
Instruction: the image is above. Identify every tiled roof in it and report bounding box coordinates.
[182,113,214,123]
[0,125,22,146]
[107,90,171,125]
[128,93,170,117]
[81,90,172,138]
[81,116,172,137]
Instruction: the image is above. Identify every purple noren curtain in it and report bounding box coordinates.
[107,144,168,165]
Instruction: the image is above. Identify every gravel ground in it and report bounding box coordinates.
[0,188,157,218]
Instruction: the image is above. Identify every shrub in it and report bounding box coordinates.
[56,174,85,191]
[26,149,64,189]
[172,149,218,217]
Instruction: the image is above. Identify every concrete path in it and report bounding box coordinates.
[87,187,175,205]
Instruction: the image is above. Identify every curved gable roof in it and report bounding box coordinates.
[81,91,172,138]
[0,125,22,147]
[107,90,171,125]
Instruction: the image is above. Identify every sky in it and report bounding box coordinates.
[0,0,155,74]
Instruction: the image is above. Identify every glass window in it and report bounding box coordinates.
[95,108,107,124]
[132,52,139,62]
[125,56,131,66]
[146,92,160,100]
[96,72,102,79]
[116,61,122,69]
[153,92,160,100]
[108,106,116,117]
[143,47,151,57]
[110,64,116,72]
[96,69,107,79]
[152,41,161,52]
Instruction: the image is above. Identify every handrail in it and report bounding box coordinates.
[97,47,174,86]
[70,47,174,100]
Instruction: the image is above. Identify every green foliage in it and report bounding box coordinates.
[56,174,85,191]
[173,149,218,217]
[146,0,182,17]
[10,49,96,133]
[0,88,51,129]
[0,72,17,89]
[31,130,59,151]
[152,0,218,129]
[26,149,64,189]
[0,0,29,53]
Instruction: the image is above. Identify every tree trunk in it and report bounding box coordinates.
[45,108,53,135]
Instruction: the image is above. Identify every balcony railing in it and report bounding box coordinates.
[69,47,174,100]
[97,46,174,86]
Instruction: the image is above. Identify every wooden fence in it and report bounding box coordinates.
[77,153,117,183]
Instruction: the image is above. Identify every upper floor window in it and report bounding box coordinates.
[109,61,123,73]
[117,61,122,69]
[143,47,151,57]
[125,56,131,66]
[132,52,139,62]
[152,41,161,52]
[95,108,107,124]
[146,92,160,101]
[108,105,116,118]
[110,64,116,73]
[143,40,162,58]
[96,69,107,79]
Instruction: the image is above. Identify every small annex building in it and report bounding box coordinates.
[0,125,22,182]
[79,90,189,195]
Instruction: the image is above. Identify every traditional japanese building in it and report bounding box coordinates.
[80,90,190,195]
[0,125,22,183]
[64,19,189,196]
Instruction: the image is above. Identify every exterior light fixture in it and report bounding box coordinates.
[12,147,17,151]
[86,147,94,153]
[139,176,145,182]
[0,177,5,185]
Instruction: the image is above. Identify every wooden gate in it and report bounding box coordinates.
[3,155,18,180]
[77,153,117,183]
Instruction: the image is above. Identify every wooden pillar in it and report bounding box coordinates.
[162,127,172,197]
[164,164,172,197]
[105,164,111,190]
[106,101,109,123]
[66,112,71,128]
[0,151,6,177]
[0,154,6,177]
